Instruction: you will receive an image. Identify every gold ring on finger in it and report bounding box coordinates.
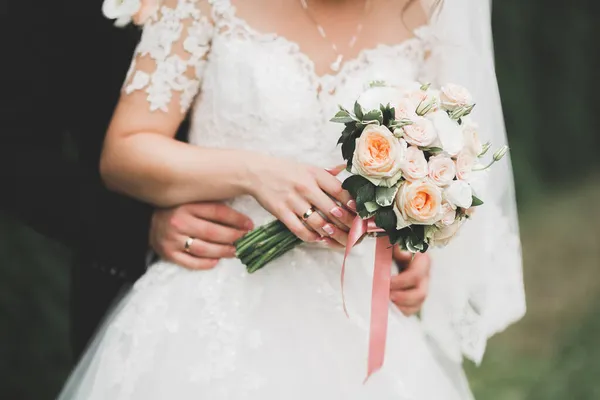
[184,237,195,253]
[302,206,315,221]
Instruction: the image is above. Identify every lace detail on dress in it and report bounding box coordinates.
[123,0,214,113]
[213,3,431,97]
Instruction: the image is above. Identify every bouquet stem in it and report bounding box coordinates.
[235,220,303,273]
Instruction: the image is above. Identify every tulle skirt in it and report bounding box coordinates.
[58,239,474,399]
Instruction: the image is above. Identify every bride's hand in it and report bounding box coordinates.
[244,156,355,246]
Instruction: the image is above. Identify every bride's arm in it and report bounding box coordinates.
[100,0,354,244]
[100,0,257,206]
[102,109,256,206]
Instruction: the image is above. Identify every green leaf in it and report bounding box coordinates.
[354,101,364,120]
[362,109,383,125]
[449,104,476,120]
[368,80,387,88]
[356,183,376,208]
[419,146,444,153]
[375,184,400,207]
[337,122,357,145]
[411,224,426,241]
[364,201,380,213]
[381,103,395,126]
[391,227,411,247]
[424,225,438,242]
[341,137,356,161]
[405,234,426,253]
[471,195,484,207]
[389,119,413,129]
[358,208,374,219]
[341,174,371,198]
[374,207,397,233]
[330,110,355,124]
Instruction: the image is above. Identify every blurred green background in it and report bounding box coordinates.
[1,1,599,399]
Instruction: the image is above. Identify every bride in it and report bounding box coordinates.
[59,0,525,398]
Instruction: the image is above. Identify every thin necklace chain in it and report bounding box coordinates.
[299,0,373,72]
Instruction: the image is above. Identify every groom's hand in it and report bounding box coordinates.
[150,203,254,270]
[390,248,431,316]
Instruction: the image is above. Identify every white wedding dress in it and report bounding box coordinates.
[59,0,525,399]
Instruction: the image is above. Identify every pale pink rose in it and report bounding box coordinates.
[462,118,483,155]
[351,125,405,187]
[433,219,463,246]
[393,180,443,228]
[407,90,425,103]
[403,117,437,147]
[439,202,457,226]
[455,150,476,180]
[394,98,418,120]
[132,0,159,25]
[440,83,473,111]
[428,154,456,186]
[401,145,428,181]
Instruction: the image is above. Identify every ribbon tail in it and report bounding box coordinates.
[364,235,393,383]
[341,216,368,317]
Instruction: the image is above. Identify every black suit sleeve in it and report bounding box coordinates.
[0,2,153,280]
[0,1,81,246]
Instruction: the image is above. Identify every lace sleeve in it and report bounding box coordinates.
[122,0,214,114]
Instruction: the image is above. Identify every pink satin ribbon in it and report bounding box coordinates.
[341,216,393,382]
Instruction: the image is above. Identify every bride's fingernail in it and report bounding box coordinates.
[330,207,344,218]
[323,224,335,235]
[244,221,254,230]
[347,200,357,211]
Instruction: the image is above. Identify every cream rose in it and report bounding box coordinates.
[440,83,473,111]
[462,118,483,155]
[439,202,457,226]
[455,150,476,180]
[444,180,473,209]
[357,86,405,112]
[394,180,443,228]
[433,219,463,246]
[427,155,455,187]
[427,111,464,156]
[351,125,405,187]
[402,117,437,147]
[401,145,428,181]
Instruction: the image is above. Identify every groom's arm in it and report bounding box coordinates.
[0,1,82,245]
[0,0,150,276]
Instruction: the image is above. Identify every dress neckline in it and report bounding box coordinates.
[213,0,431,94]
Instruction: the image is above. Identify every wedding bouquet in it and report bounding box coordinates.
[235,82,508,273]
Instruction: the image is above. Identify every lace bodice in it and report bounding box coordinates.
[124,0,431,223]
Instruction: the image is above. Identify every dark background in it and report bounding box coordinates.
[1,1,600,399]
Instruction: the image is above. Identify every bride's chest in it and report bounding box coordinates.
[189,32,425,165]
